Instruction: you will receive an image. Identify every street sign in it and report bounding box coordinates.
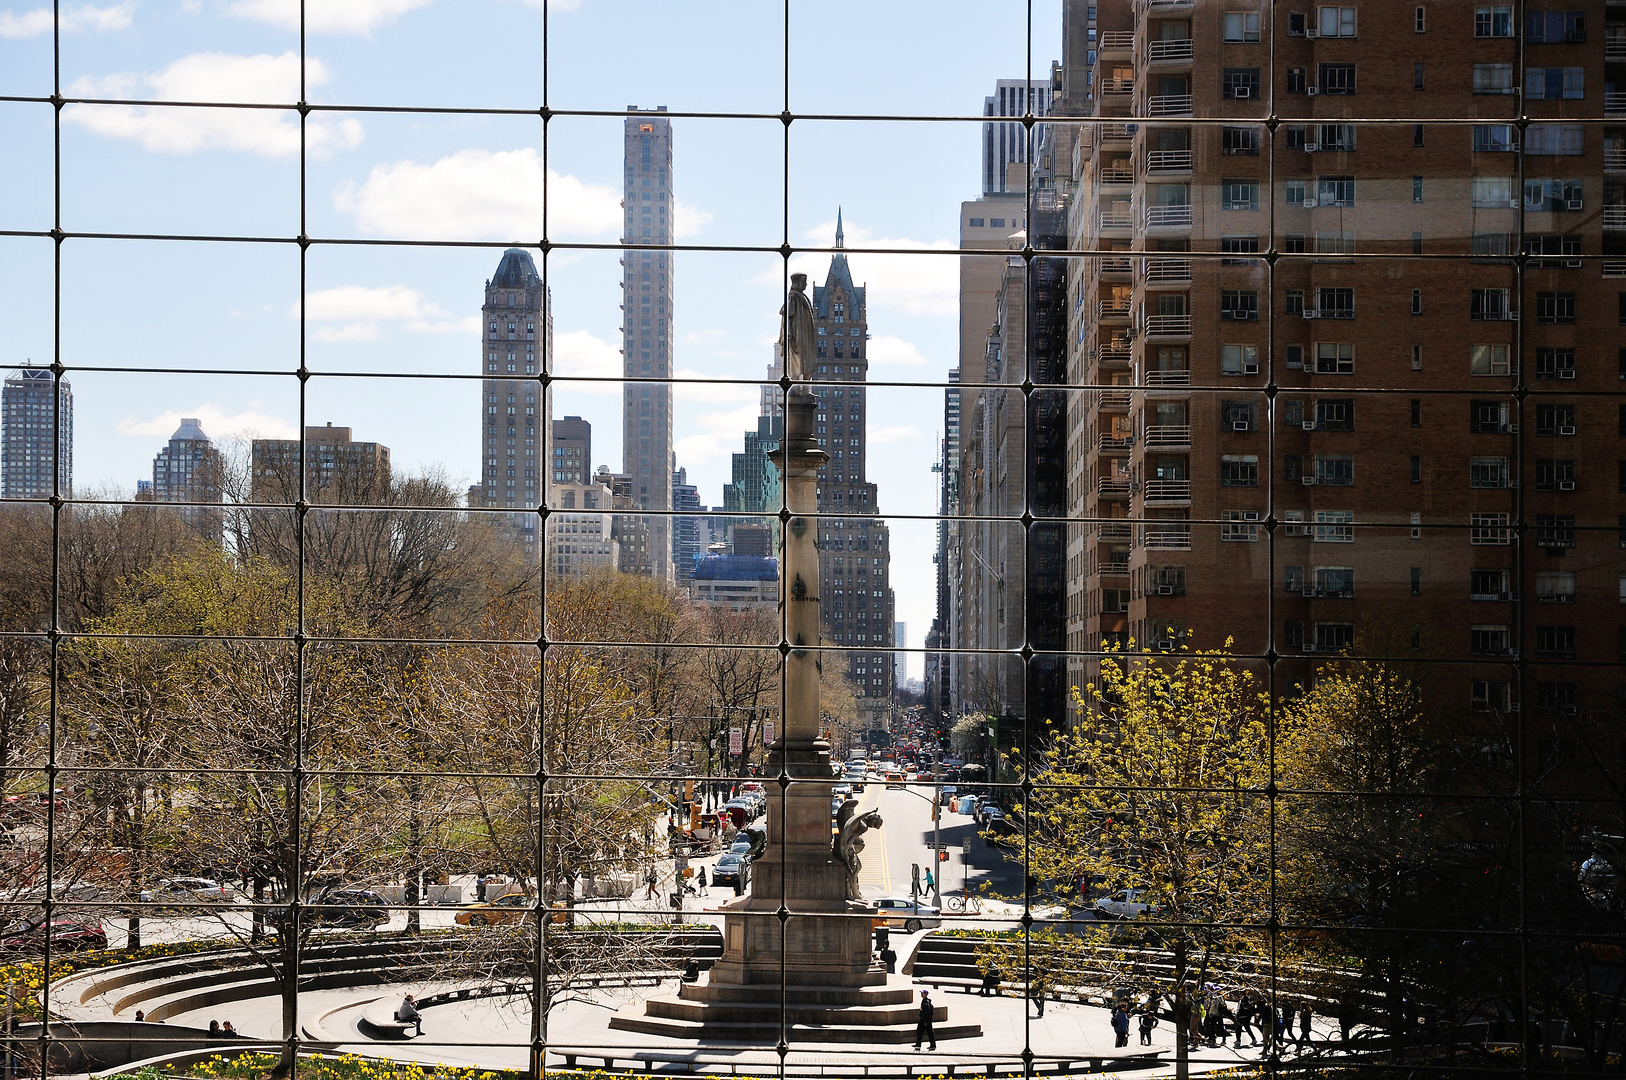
[729,727,743,755]
[674,854,688,873]
[962,838,972,856]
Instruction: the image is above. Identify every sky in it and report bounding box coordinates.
[0,0,1063,676]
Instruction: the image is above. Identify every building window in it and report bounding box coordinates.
[1470,625,1511,656]
[1535,625,1577,659]
[1221,346,1259,376]
[1316,176,1356,207]
[1314,455,1354,486]
[1471,344,1510,376]
[1525,9,1585,42]
[1536,514,1577,548]
[1474,6,1513,37]
[1535,292,1577,324]
[1222,11,1261,41]
[1473,63,1514,93]
[1314,510,1354,543]
[1534,459,1576,491]
[1316,287,1355,318]
[1222,126,1260,155]
[1221,510,1261,542]
[1286,67,1306,94]
[1525,125,1585,156]
[1470,399,1511,433]
[1318,63,1357,94]
[1315,342,1354,374]
[1222,180,1259,211]
[1525,67,1585,100]
[1470,289,1511,320]
[1315,622,1355,652]
[1221,235,1260,264]
[1535,403,1576,435]
[1314,398,1354,430]
[1534,348,1576,379]
[1221,290,1259,320]
[1223,67,1261,100]
[1414,63,1425,90]
[1473,125,1517,153]
[1471,512,1511,545]
[1469,456,1510,489]
[1220,455,1259,486]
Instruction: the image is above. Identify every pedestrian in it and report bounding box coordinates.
[208,1020,220,1036]
[1297,1000,1313,1048]
[134,1010,145,1022]
[1258,999,1275,1052]
[1029,975,1047,1018]
[980,964,1001,996]
[395,994,424,1037]
[924,867,934,894]
[696,865,708,897]
[644,866,658,899]
[1112,1003,1131,1048]
[1138,1009,1158,1046]
[221,1021,235,1036]
[914,990,937,1050]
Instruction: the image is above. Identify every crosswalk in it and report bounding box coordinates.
[854,785,890,896]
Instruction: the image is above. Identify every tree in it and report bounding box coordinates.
[1019,643,1271,1077]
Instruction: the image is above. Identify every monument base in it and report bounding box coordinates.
[608,973,981,1044]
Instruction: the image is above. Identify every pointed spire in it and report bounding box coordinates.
[835,207,844,249]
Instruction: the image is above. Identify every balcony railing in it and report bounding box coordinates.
[1098,257,1134,275]
[1141,529,1193,550]
[1100,123,1137,143]
[1604,260,1626,277]
[1145,204,1193,228]
[1099,30,1135,50]
[1097,523,1132,541]
[1099,168,1135,185]
[1146,94,1194,117]
[1100,78,1134,95]
[1098,478,1132,497]
[1099,211,1135,230]
[1100,299,1132,319]
[1147,39,1195,63]
[1606,34,1626,59]
[1099,561,1131,576]
[1146,149,1192,172]
[1099,347,1134,365]
[1142,424,1192,447]
[1144,368,1191,386]
[1099,433,1135,451]
[1145,313,1193,336]
[1143,479,1192,501]
[1604,206,1626,231]
[1096,389,1133,407]
[1144,258,1192,282]
[1607,148,1626,172]
[1607,92,1626,115]
[1146,0,1195,10]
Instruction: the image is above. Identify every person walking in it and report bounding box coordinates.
[914,990,937,1050]
[696,865,708,897]
[1297,1000,1313,1048]
[1112,1003,1132,1047]
[1138,1009,1158,1046]
[644,866,658,899]
[924,867,934,895]
[1258,999,1275,1053]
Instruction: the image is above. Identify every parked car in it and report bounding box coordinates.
[712,853,750,893]
[1093,888,1163,920]
[976,803,1005,826]
[139,877,235,906]
[866,896,941,933]
[0,916,106,954]
[456,892,533,926]
[310,888,388,927]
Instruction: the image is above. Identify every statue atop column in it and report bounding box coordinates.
[781,272,816,385]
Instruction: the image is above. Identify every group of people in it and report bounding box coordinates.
[1188,985,1316,1051]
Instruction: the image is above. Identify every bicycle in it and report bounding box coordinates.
[942,894,981,913]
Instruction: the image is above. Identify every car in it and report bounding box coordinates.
[311,888,388,927]
[455,892,534,926]
[0,916,106,954]
[976,804,1005,826]
[139,877,235,905]
[867,896,942,933]
[712,853,750,893]
[832,784,852,800]
[1094,888,1164,920]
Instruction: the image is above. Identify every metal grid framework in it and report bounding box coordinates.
[0,1,1624,1078]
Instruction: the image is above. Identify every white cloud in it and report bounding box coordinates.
[870,424,922,445]
[672,367,760,405]
[776,218,956,317]
[866,334,928,367]
[116,404,297,441]
[333,148,621,241]
[681,328,729,345]
[673,199,711,238]
[552,329,620,392]
[300,284,475,341]
[0,3,133,38]
[228,0,430,34]
[675,402,760,467]
[63,52,362,159]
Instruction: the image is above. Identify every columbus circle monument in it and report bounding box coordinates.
[611,276,978,1043]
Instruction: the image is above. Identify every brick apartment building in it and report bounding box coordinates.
[1047,0,1623,722]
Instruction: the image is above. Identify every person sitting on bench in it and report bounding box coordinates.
[395,994,423,1036]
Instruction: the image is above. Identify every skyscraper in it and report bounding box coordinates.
[983,78,1053,195]
[478,248,551,555]
[621,106,675,583]
[1,367,72,500]
[151,417,222,537]
[672,465,702,580]
[809,215,895,729]
[551,416,591,485]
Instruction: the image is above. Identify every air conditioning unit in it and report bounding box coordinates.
[1565,260,1583,268]
[1304,142,1319,152]
[1567,199,1583,210]
[1307,85,1319,96]
[1303,309,1319,319]
[1509,198,1522,209]
[1304,28,1317,39]
[1303,198,1317,208]
[1508,311,1519,321]
[1243,362,1260,374]
[1559,368,1576,379]
[1508,701,1520,713]
[1234,85,1252,99]
[1242,511,1261,521]
[1559,425,1576,436]
[1301,588,1316,598]
[1558,480,1575,491]
[1301,475,1317,485]
[1302,642,1317,652]
[1157,585,1175,596]
[1302,420,1316,431]
[1508,424,1519,433]
[1232,420,1251,431]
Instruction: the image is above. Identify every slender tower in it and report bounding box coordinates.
[621,106,675,582]
[478,249,550,555]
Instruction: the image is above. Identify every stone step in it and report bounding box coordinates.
[679,982,915,1007]
[608,1004,981,1045]
[648,995,950,1027]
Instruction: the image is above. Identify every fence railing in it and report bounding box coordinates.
[1147,39,1195,62]
[1146,149,1193,172]
[1146,94,1194,117]
[1142,424,1192,447]
[1145,204,1193,227]
[1145,313,1193,335]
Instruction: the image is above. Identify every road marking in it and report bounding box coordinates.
[856,784,889,895]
